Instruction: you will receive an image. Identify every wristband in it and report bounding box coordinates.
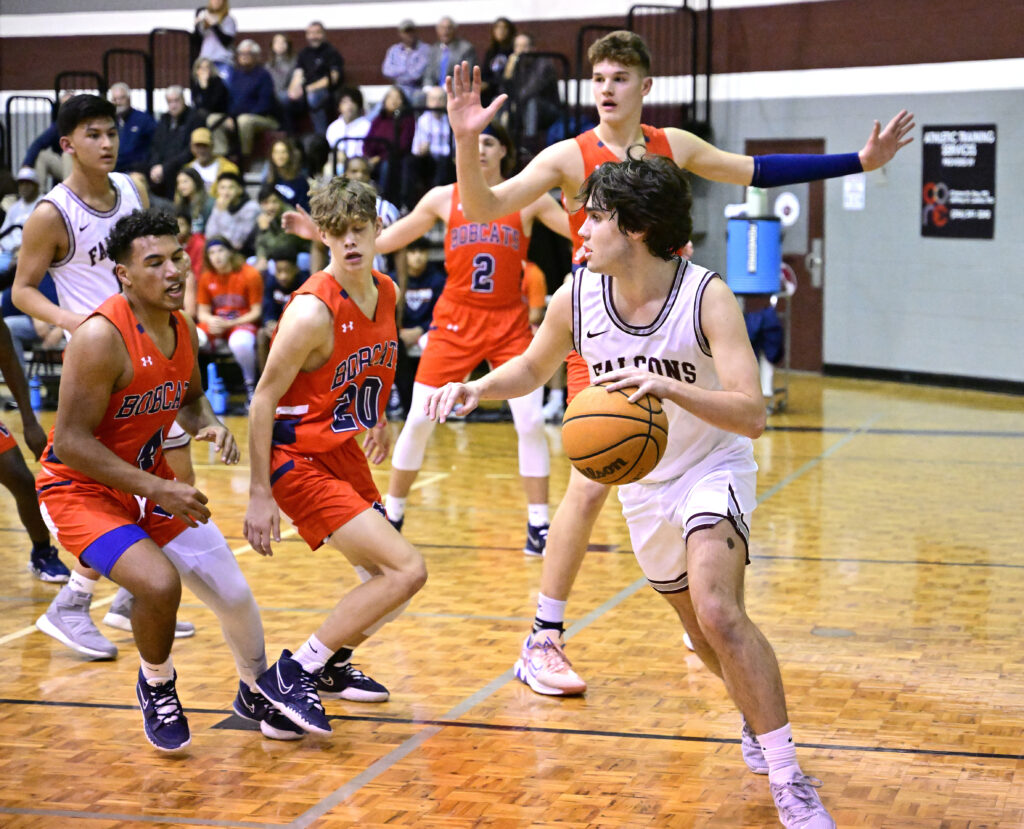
[751,152,863,188]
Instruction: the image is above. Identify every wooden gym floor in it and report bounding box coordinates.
[0,373,1022,828]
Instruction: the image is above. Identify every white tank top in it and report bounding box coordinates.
[41,172,143,322]
[571,258,754,483]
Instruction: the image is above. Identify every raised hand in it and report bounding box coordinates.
[859,110,916,171]
[446,62,507,140]
[281,203,318,240]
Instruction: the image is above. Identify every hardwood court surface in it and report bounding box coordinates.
[0,374,1022,828]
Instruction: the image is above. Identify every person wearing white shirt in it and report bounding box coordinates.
[324,87,371,168]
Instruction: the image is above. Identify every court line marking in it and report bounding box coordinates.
[285,415,884,829]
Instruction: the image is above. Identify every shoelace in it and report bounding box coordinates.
[295,669,326,712]
[341,664,370,681]
[537,640,574,673]
[772,775,825,815]
[148,683,185,727]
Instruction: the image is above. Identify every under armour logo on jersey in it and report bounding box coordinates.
[446,323,459,332]
[141,356,153,366]
[340,321,354,333]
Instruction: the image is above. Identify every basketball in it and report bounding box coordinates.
[561,384,669,485]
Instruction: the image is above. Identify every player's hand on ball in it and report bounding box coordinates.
[599,368,668,404]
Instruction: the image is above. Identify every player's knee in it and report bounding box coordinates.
[135,560,182,608]
[393,552,427,600]
[691,592,745,649]
[513,406,545,438]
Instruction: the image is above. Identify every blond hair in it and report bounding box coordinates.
[308,176,378,237]
[587,30,651,76]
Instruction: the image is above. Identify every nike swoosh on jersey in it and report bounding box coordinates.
[586,329,608,338]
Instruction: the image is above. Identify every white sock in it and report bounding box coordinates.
[293,634,330,674]
[535,592,566,626]
[527,504,549,526]
[385,495,406,522]
[758,722,801,784]
[140,655,175,685]
[68,571,98,595]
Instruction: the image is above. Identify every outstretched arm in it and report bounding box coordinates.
[427,283,574,422]
[671,109,915,187]
[446,62,566,222]
[376,186,450,254]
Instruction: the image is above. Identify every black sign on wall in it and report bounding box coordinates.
[921,124,996,239]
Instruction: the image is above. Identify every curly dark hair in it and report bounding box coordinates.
[576,152,692,261]
[105,208,179,265]
[57,94,116,137]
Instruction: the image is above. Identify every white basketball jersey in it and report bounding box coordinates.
[41,172,143,322]
[571,258,754,483]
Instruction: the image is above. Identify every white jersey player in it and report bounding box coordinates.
[425,155,836,828]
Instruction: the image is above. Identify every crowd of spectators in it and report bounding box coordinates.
[3,10,568,411]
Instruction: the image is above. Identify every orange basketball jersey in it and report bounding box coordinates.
[39,294,194,483]
[568,124,673,264]
[271,270,398,455]
[444,183,529,308]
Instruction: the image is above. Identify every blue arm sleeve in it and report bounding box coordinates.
[751,152,863,188]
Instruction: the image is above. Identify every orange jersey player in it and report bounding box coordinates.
[37,208,302,751]
[444,30,915,701]
[245,176,426,736]
[367,121,571,555]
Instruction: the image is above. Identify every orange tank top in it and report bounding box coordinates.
[443,183,529,308]
[41,294,194,482]
[271,270,398,455]
[568,124,673,264]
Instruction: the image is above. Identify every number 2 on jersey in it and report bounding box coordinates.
[471,253,495,293]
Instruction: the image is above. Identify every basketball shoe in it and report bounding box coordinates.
[770,774,836,828]
[317,656,389,702]
[232,681,305,740]
[103,588,196,638]
[27,545,70,583]
[387,515,404,533]
[36,587,118,660]
[136,668,191,751]
[513,629,587,695]
[256,649,332,735]
[741,718,769,774]
[524,522,549,557]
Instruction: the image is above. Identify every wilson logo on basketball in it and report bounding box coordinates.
[579,457,628,480]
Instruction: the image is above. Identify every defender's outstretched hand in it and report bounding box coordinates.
[446,62,507,139]
[281,204,318,241]
[194,422,240,465]
[859,110,916,170]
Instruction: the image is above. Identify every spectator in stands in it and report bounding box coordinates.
[481,17,516,106]
[262,138,310,210]
[191,57,230,121]
[221,39,279,162]
[175,207,205,283]
[252,182,309,276]
[256,251,308,372]
[382,19,431,106]
[422,16,477,88]
[288,21,345,135]
[185,127,239,194]
[402,85,453,209]
[174,166,215,234]
[365,86,414,198]
[148,86,204,199]
[394,235,445,416]
[192,0,237,81]
[0,169,42,283]
[324,87,371,168]
[267,34,298,114]
[21,93,73,189]
[204,170,260,255]
[2,274,63,373]
[303,134,332,185]
[501,32,562,149]
[109,83,156,174]
[196,236,262,400]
